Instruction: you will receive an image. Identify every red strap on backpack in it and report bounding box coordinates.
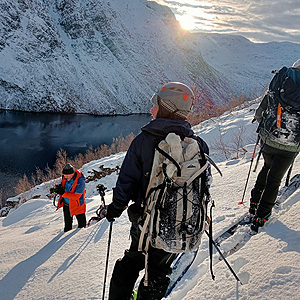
[277,103,282,128]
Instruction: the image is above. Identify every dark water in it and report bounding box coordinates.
[0,110,151,204]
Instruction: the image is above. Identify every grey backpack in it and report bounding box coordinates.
[138,133,210,254]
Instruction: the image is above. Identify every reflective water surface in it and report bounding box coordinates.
[0,110,151,202]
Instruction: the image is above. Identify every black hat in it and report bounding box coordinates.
[62,163,75,175]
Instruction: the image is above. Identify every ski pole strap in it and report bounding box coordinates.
[209,200,215,280]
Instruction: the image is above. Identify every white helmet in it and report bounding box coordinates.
[150,82,194,118]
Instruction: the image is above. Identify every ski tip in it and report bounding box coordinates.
[238,201,243,205]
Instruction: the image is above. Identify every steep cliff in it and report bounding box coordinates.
[0,0,230,114]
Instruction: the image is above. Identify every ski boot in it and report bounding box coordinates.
[250,215,267,233]
[249,202,258,216]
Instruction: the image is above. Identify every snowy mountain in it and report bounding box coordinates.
[191,33,300,96]
[2,1,300,115]
[1,102,300,299]
[0,0,230,115]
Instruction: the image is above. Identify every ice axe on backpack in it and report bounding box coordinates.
[87,184,107,226]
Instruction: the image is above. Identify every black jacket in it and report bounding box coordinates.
[112,118,209,210]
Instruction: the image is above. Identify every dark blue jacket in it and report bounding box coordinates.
[112,118,209,210]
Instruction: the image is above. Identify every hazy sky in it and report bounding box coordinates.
[156,0,300,43]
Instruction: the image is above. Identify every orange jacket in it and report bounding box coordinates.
[56,170,86,216]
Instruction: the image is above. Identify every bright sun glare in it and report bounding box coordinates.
[178,15,196,31]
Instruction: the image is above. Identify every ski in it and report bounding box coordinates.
[165,250,198,297]
[218,173,300,258]
[215,213,252,246]
[165,174,300,297]
[275,173,300,206]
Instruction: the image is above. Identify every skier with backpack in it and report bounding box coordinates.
[249,59,300,233]
[105,82,211,300]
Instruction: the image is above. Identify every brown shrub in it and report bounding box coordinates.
[15,132,136,195]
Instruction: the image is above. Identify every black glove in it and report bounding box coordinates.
[127,203,143,224]
[106,203,123,222]
[51,184,65,195]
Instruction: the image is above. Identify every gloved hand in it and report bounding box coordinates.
[51,184,65,195]
[106,203,123,222]
[127,203,143,224]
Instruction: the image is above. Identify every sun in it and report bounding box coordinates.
[177,15,196,31]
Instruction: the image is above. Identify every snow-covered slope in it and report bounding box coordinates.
[1,102,300,299]
[0,0,230,115]
[191,33,300,96]
[2,0,299,115]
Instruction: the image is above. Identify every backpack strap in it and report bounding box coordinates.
[138,183,166,287]
[186,161,209,186]
[155,145,181,176]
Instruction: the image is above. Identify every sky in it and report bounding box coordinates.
[155,0,300,43]
[1,101,300,299]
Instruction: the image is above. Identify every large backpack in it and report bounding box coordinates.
[261,67,300,146]
[138,133,213,285]
[269,67,300,112]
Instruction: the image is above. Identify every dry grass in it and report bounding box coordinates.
[188,86,251,125]
[15,132,135,194]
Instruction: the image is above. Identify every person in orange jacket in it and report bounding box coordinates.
[53,163,87,232]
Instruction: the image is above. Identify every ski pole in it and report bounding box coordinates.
[205,230,242,285]
[253,148,262,173]
[285,142,299,186]
[102,221,113,300]
[238,136,260,205]
[285,163,293,186]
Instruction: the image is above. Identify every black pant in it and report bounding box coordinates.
[108,224,176,300]
[250,144,296,218]
[63,204,86,232]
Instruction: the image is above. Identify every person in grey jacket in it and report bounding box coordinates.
[249,59,300,232]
